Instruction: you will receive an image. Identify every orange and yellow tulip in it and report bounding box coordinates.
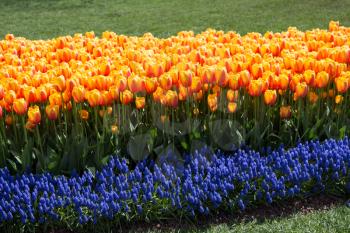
[264,90,277,106]
[13,98,28,115]
[28,105,41,125]
[45,105,59,121]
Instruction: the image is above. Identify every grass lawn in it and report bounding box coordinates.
[0,0,349,232]
[0,0,350,39]
[144,204,350,233]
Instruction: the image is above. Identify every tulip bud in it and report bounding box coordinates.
[79,110,89,120]
[280,106,291,119]
[335,95,344,104]
[227,102,237,113]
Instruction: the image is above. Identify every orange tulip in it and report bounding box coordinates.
[207,94,218,112]
[145,78,158,94]
[25,121,36,131]
[99,61,111,76]
[264,90,277,106]
[115,76,127,92]
[72,86,86,103]
[0,85,4,100]
[5,90,16,105]
[45,105,59,121]
[87,89,102,107]
[28,105,41,125]
[315,71,329,88]
[248,80,262,97]
[120,90,133,105]
[278,74,289,90]
[335,77,348,93]
[228,74,240,90]
[5,116,13,125]
[335,95,343,104]
[79,109,89,120]
[35,87,48,103]
[128,75,144,93]
[135,97,146,109]
[303,70,315,86]
[165,90,178,108]
[295,82,308,99]
[13,98,28,115]
[49,93,62,106]
[227,102,237,113]
[308,91,319,104]
[179,70,193,87]
[111,125,119,134]
[226,89,239,102]
[52,75,66,92]
[159,74,173,91]
[280,106,291,119]
[238,70,251,87]
[215,67,228,87]
[251,63,263,78]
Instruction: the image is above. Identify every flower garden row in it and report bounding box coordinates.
[0,21,350,173]
[0,137,349,231]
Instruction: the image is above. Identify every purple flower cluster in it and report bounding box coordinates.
[0,138,349,226]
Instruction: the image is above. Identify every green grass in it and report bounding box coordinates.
[146,205,350,233]
[0,0,350,39]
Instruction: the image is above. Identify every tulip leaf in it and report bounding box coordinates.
[127,132,153,162]
[209,119,245,151]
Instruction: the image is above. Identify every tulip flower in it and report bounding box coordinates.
[315,71,329,88]
[49,93,63,106]
[335,77,349,93]
[87,89,102,107]
[226,90,239,102]
[179,70,193,87]
[280,106,291,119]
[5,116,13,125]
[28,105,41,125]
[135,97,146,109]
[13,98,28,115]
[335,95,344,104]
[120,90,133,105]
[264,90,277,106]
[45,105,59,121]
[72,86,86,103]
[0,85,4,100]
[227,102,237,113]
[79,110,89,120]
[248,80,262,97]
[295,82,308,99]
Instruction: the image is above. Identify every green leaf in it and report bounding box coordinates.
[127,132,153,162]
[339,126,346,139]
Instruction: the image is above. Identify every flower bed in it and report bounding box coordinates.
[0,138,349,231]
[0,21,350,173]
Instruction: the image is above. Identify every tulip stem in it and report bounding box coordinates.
[21,117,28,144]
[35,126,45,170]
